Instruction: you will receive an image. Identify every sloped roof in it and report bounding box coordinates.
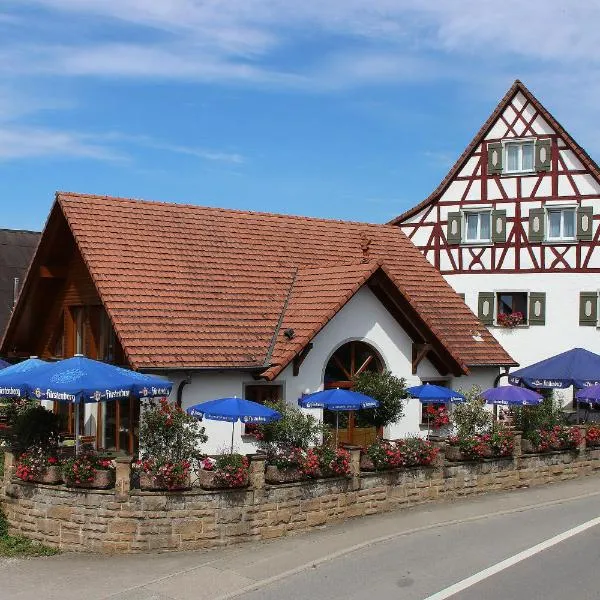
[0,229,40,339]
[10,192,514,375]
[390,79,600,224]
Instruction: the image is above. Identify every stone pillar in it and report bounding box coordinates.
[248,454,266,490]
[513,430,523,458]
[346,446,362,491]
[114,457,131,500]
[3,451,14,488]
[431,441,446,469]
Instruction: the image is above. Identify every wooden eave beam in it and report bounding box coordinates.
[39,265,68,279]
[412,343,432,375]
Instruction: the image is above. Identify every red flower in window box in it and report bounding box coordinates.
[497,311,524,328]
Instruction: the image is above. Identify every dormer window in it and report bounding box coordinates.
[504,140,534,173]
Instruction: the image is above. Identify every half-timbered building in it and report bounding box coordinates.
[392,80,600,386]
[1,193,514,453]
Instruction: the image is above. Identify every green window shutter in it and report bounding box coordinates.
[579,292,598,326]
[491,210,507,243]
[535,139,552,172]
[577,206,594,241]
[447,212,462,245]
[478,292,495,325]
[528,292,546,326]
[528,208,545,243]
[487,143,503,175]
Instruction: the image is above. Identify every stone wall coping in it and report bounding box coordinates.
[264,475,351,490]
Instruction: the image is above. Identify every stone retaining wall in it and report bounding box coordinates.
[3,440,600,553]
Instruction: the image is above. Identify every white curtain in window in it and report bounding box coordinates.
[466,214,478,240]
[506,145,519,171]
[480,213,491,240]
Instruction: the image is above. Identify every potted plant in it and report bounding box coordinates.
[486,427,515,457]
[304,446,351,478]
[15,445,62,484]
[265,447,307,483]
[398,437,439,467]
[362,439,403,471]
[133,457,192,491]
[199,454,250,489]
[497,311,524,328]
[62,454,116,489]
[447,434,491,461]
[137,398,207,490]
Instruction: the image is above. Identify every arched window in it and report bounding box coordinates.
[324,341,383,389]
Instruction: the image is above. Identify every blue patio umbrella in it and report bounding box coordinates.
[482,386,543,406]
[406,383,466,403]
[0,359,9,370]
[0,357,47,398]
[298,388,379,446]
[187,397,281,452]
[575,384,600,403]
[508,348,600,389]
[22,355,173,453]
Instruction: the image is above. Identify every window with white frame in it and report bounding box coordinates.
[547,207,576,241]
[496,292,528,327]
[464,211,491,243]
[504,140,535,173]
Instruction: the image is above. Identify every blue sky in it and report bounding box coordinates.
[1,1,599,231]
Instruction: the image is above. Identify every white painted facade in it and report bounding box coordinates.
[396,84,600,400]
[158,286,499,454]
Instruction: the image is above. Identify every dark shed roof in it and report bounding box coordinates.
[0,229,40,340]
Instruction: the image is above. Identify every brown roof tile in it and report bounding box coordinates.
[53,192,514,374]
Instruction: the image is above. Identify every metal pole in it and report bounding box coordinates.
[335,412,339,448]
[75,403,80,456]
[231,422,235,454]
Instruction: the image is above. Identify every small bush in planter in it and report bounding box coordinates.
[15,445,61,483]
[133,458,192,490]
[398,437,439,466]
[309,446,351,477]
[449,434,491,460]
[485,427,515,457]
[200,454,250,488]
[365,439,403,471]
[62,454,115,488]
[526,426,581,452]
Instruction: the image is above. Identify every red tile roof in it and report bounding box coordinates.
[54,192,514,375]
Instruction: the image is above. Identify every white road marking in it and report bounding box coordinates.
[423,515,600,600]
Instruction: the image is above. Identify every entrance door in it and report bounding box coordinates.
[323,341,383,446]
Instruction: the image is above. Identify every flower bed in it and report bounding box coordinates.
[264,446,351,483]
[361,438,438,471]
[61,454,116,489]
[199,454,250,489]
[15,448,62,485]
[134,458,192,491]
[524,426,582,453]
[586,425,600,448]
[447,429,514,461]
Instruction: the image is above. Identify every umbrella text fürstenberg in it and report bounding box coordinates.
[0,387,20,396]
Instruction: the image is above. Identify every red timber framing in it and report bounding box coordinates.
[392,80,600,275]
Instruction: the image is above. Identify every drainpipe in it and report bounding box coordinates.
[493,368,510,388]
[176,373,192,408]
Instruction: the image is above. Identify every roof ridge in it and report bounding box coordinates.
[57,191,397,229]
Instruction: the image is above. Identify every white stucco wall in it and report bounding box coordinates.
[166,286,501,454]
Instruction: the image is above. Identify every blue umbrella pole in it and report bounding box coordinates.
[336,413,339,448]
[75,403,80,456]
[231,422,235,454]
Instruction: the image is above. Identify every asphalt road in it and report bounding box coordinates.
[3,477,600,600]
[239,488,600,600]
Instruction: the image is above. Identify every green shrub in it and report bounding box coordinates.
[353,370,406,428]
[10,404,62,455]
[451,386,492,437]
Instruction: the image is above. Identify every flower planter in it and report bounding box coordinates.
[445,445,464,461]
[139,472,191,491]
[521,439,536,453]
[198,469,249,490]
[265,465,304,484]
[359,455,376,472]
[65,469,115,490]
[32,466,63,485]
